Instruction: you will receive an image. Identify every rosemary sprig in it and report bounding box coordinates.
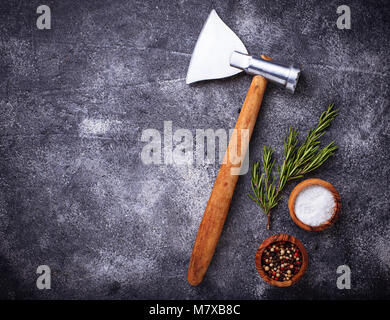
[249,104,339,229]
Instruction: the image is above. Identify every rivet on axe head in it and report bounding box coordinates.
[186,9,301,286]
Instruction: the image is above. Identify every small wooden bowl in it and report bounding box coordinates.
[255,234,308,287]
[289,178,341,231]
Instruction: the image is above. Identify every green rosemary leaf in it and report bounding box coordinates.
[248,193,261,207]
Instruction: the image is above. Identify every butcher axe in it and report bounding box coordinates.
[186,9,300,286]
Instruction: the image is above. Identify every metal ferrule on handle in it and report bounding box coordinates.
[230,51,301,93]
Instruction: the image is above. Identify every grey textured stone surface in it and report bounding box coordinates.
[0,0,389,299]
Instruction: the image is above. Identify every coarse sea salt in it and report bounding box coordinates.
[294,185,335,226]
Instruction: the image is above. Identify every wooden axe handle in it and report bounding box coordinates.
[187,74,268,286]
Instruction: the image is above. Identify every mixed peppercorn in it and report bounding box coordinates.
[261,241,302,281]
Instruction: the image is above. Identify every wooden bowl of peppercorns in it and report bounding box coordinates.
[255,234,308,287]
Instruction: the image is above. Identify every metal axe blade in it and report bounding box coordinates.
[186,9,248,84]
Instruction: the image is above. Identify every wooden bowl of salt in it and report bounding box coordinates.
[288,178,341,231]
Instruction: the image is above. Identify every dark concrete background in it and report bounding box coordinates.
[0,0,389,299]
